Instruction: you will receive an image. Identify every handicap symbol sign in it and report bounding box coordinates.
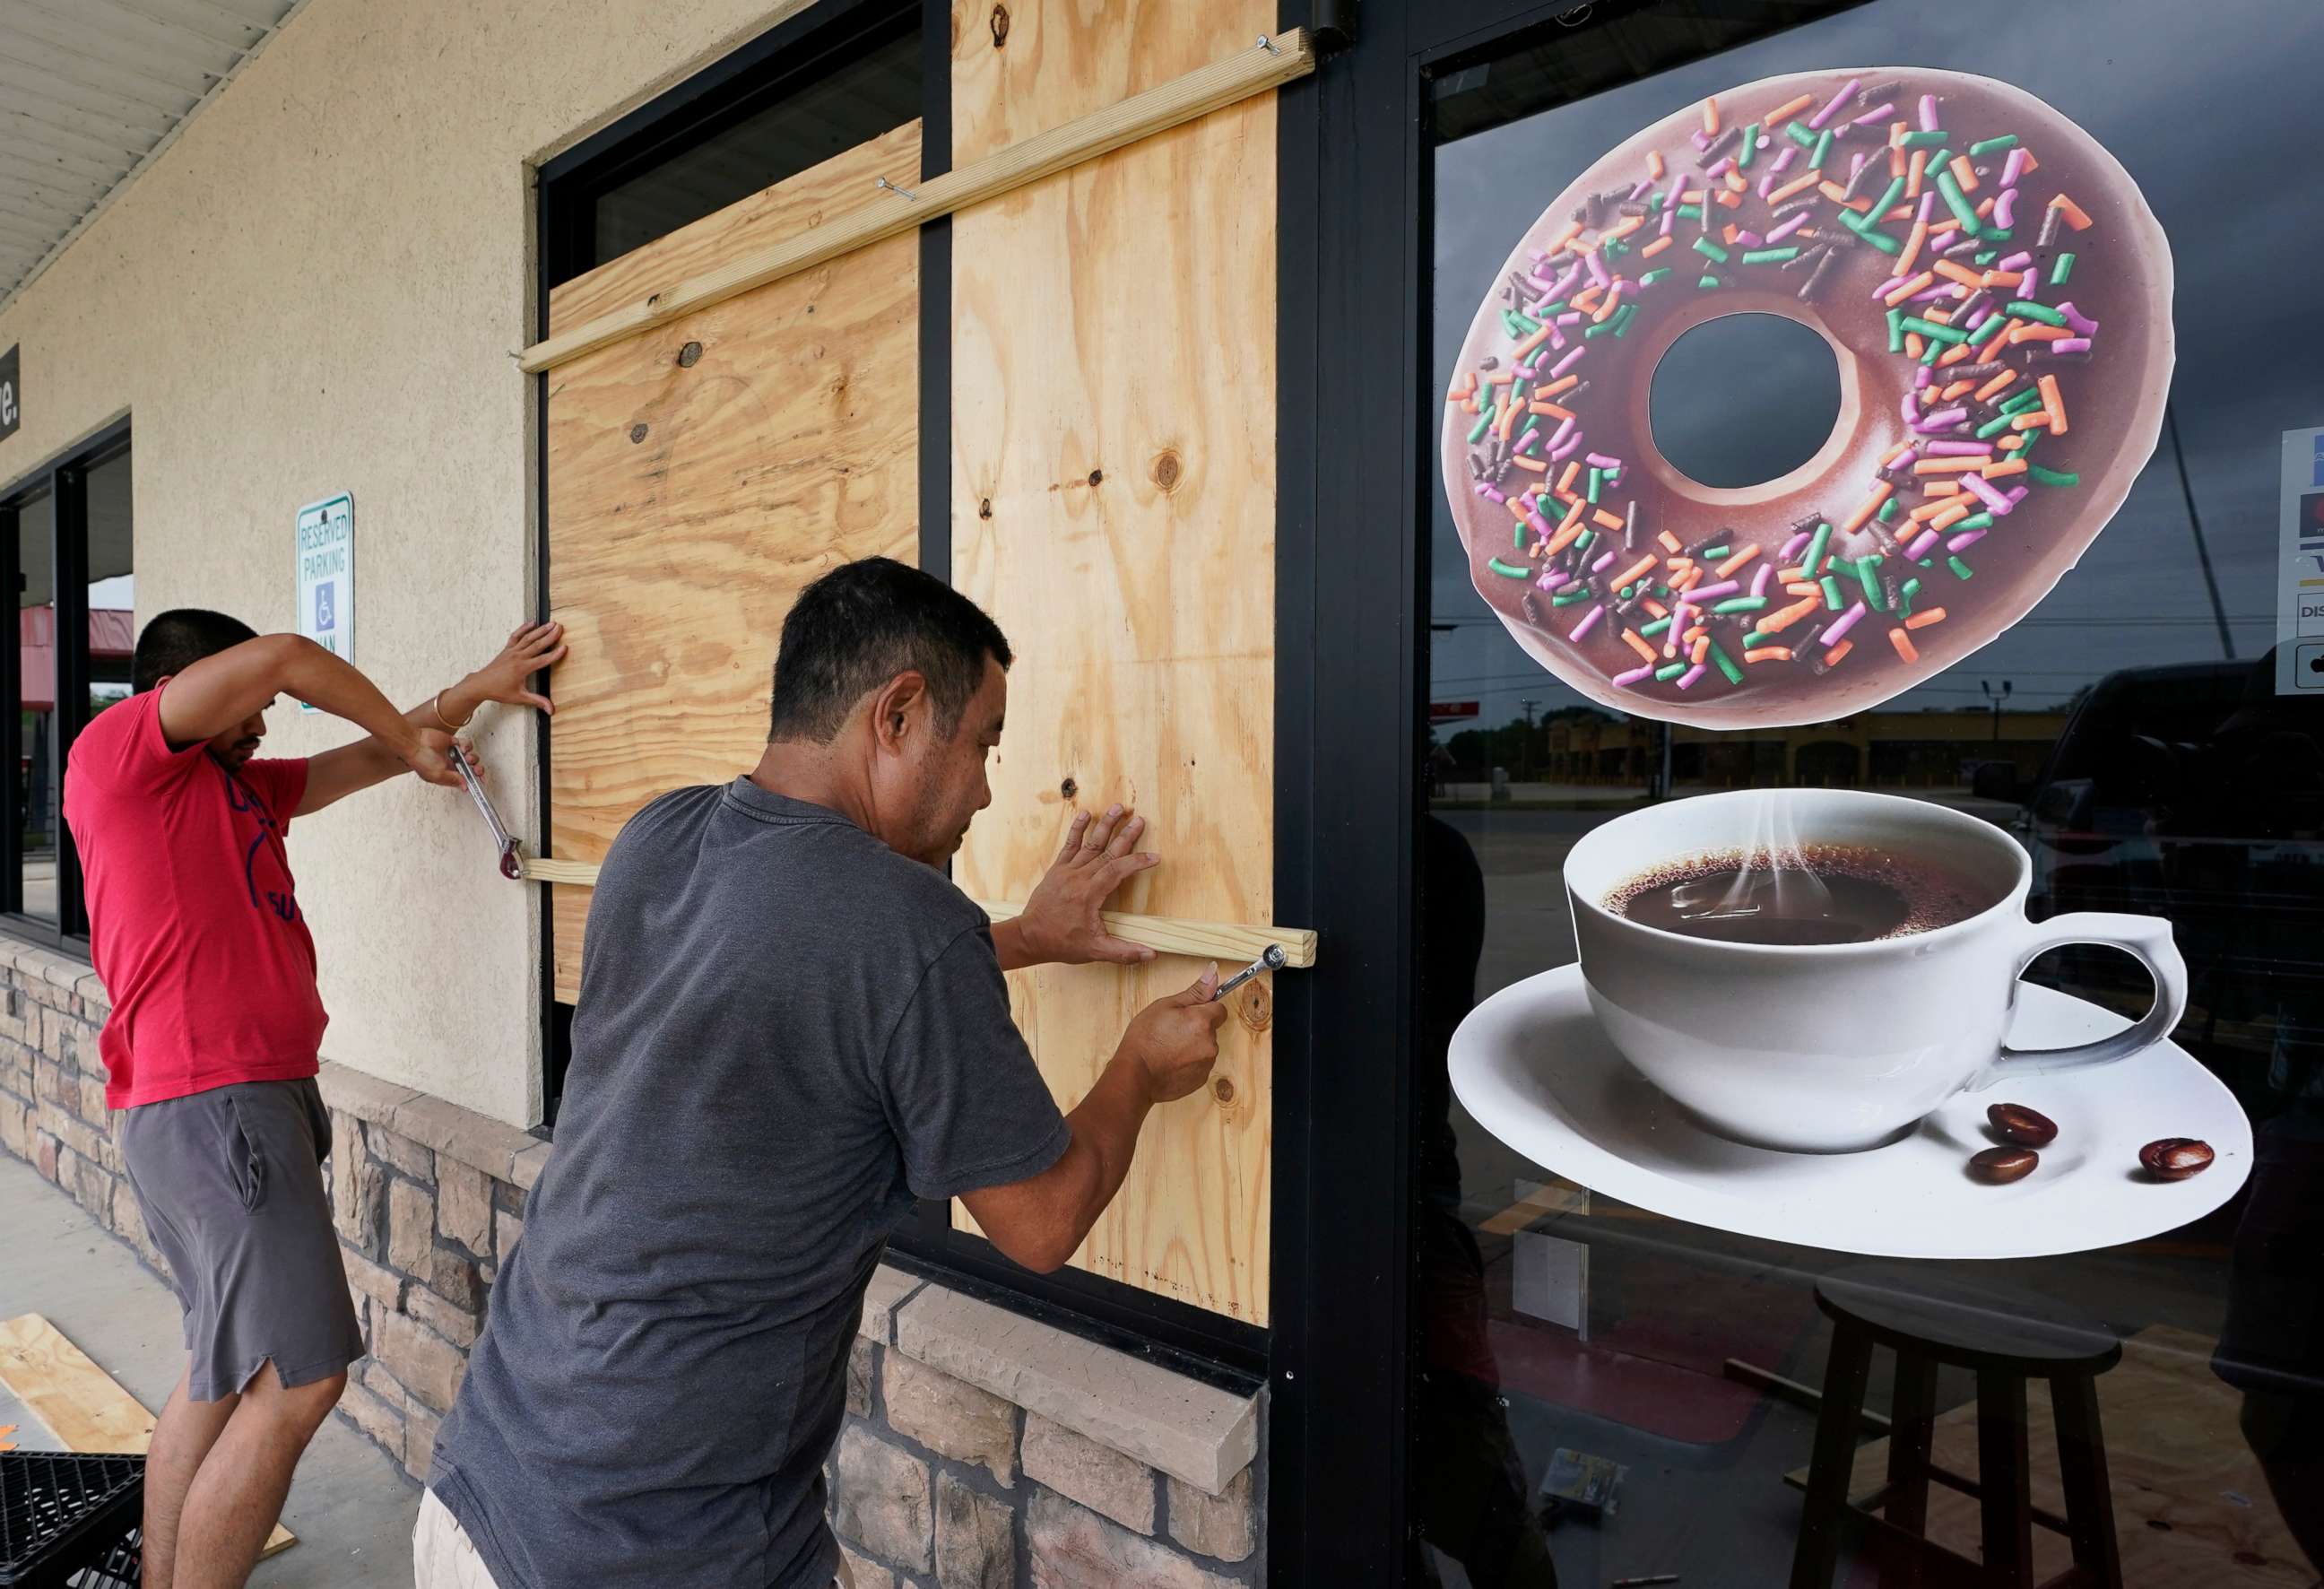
[315,580,336,634]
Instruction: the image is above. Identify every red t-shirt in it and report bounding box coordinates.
[63,686,326,1109]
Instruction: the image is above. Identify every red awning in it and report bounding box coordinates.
[19,608,134,714]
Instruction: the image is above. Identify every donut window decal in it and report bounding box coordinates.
[1440,69,2174,728]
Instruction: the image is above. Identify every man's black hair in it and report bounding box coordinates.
[767,557,1012,743]
[132,609,259,693]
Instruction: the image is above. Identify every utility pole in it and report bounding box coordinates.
[1981,679,2012,742]
[1520,699,1539,785]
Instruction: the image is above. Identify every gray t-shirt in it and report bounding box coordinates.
[431,778,1069,1589]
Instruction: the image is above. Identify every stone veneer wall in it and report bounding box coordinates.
[0,938,1265,1586]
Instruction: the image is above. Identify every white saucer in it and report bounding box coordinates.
[1449,965,2253,1260]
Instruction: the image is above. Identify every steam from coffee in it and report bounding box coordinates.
[1603,795,1996,946]
[1666,792,1833,928]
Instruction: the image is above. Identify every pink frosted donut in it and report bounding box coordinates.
[1440,68,2172,727]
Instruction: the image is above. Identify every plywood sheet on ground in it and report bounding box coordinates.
[1788,1324,2309,1585]
[0,1313,293,1558]
[545,127,922,1001]
[949,0,1277,1324]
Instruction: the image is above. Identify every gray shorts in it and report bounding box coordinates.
[117,1077,364,1402]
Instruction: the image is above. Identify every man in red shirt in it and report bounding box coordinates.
[63,609,565,1589]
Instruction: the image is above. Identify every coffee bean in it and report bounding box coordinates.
[1969,1146,2038,1184]
[2139,1138,2214,1181]
[1986,1102,2058,1147]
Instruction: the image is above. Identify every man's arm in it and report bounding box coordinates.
[157,635,457,790]
[959,965,1226,1272]
[990,804,1159,971]
[297,621,566,817]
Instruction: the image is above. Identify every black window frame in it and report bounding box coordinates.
[536,0,924,294]
[530,0,1272,1383]
[0,414,131,952]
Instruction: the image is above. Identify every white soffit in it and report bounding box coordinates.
[0,0,307,310]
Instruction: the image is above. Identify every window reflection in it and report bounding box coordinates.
[1418,2,2324,1584]
[587,29,920,270]
[15,491,56,924]
[86,448,135,727]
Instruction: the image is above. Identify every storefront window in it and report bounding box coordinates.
[589,26,919,268]
[14,489,57,925]
[1417,4,2322,1585]
[85,447,134,727]
[3,432,132,937]
[552,9,921,282]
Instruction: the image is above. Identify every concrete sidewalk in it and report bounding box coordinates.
[0,1151,419,1585]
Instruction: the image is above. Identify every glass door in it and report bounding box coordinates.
[1410,4,2324,1585]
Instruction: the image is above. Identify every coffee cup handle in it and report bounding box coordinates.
[1989,912,2189,1077]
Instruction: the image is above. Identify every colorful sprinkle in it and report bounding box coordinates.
[1456,76,2120,708]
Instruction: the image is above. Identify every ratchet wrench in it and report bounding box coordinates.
[449,744,524,880]
[1213,944,1287,1001]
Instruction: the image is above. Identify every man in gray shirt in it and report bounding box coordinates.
[419,559,1229,1588]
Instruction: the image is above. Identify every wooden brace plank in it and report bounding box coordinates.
[517,30,1314,373]
[516,858,1314,968]
[976,900,1315,969]
[0,1313,295,1559]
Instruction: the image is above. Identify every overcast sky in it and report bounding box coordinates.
[1429,0,2324,726]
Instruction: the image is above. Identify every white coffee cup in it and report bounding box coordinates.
[1562,788,2188,1153]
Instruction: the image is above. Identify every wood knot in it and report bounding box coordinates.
[1236,983,1272,1034]
[1212,1077,1236,1104]
[990,4,1010,48]
[1152,449,1183,491]
[1087,468,1103,487]
[978,498,993,519]
[629,423,649,444]
[677,341,702,368]
[1058,777,1078,799]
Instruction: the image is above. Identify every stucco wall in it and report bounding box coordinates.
[0,0,813,1124]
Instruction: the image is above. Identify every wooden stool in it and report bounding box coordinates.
[1789,1264,2124,1589]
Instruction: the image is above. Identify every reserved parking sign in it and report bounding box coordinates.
[295,492,354,710]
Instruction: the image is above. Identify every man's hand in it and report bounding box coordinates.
[1118,965,1228,1103]
[438,621,567,725]
[998,805,1160,970]
[298,623,559,816]
[958,964,1230,1273]
[403,727,464,789]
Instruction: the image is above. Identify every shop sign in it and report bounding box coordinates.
[0,345,18,442]
[1429,700,1481,722]
[295,492,354,710]
[2280,427,2324,695]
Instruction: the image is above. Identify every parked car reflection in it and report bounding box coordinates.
[1975,648,2324,1568]
[1975,652,2324,1098]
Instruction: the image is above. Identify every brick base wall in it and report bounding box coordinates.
[0,943,160,1268]
[0,939,1266,1586]
[837,1274,1262,1587]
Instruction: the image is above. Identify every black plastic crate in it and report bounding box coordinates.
[0,1452,144,1588]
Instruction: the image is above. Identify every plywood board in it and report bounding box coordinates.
[545,126,923,1001]
[546,122,924,334]
[0,1313,294,1559]
[950,0,1278,1324]
[1786,1325,2308,1586]
[520,40,1313,373]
